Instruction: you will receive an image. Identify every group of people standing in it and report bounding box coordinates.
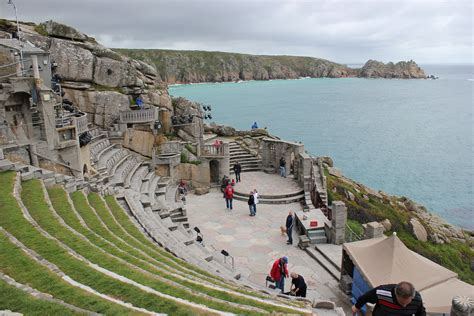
[247,189,259,216]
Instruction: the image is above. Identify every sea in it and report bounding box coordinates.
[169,64,474,230]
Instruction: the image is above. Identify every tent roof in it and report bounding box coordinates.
[420,278,474,313]
[343,234,474,313]
[343,234,457,291]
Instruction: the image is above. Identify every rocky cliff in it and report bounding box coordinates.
[116,49,426,84]
[0,19,172,129]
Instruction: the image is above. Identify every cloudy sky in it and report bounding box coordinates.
[1,0,472,63]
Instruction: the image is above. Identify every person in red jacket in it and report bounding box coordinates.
[270,256,289,292]
[224,184,234,210]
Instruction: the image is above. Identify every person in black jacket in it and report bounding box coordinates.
[352,282,426,316]
[247,192,255,216]
[233,162,241,182]
[289,272,307,297]
[285,211,294,244]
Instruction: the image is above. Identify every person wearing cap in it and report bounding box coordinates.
[270,256,289,292]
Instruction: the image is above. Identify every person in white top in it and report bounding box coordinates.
[253,189,259,214]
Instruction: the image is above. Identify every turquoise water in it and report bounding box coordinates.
[170,65,474,230]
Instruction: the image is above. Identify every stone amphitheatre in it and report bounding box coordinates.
[0,20,472,315]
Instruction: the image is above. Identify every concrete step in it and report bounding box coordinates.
[305,247,340,281]
[234,189,304,199]
[233,193,304,204]
[314,244,341,272]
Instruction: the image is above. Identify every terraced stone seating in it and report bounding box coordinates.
[90,138,111,162]
[0,170,315,315]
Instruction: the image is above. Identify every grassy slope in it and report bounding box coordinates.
[326,170,474,284]
[0,172,202,316]
[0,278,85,316]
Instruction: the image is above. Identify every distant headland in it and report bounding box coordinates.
[116,48,427,84]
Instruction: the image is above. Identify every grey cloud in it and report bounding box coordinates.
[0,0,472,63]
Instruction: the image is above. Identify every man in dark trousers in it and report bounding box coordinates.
[247,191,255,216]
[352,281,426,316]
[224,184,234,210]
[279,157,286,177]
[286,211,294,245]
[289,272,307,297]
[233,162,241,182]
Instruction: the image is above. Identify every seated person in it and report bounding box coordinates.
[288,272,307,297]
[251,121,259,129]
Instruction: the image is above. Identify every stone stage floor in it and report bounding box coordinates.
[186,172,351,312]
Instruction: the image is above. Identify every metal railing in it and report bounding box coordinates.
[200,144,225,157]
[345,224,363,242]
[0,58,32,79]
[119,108,158,123]
[73,113,88,134]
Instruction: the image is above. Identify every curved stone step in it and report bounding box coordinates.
[234,189,305,200]
[232,193,304,204]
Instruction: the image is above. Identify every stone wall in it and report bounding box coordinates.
[122,129,155,157]
[261,138,304,176]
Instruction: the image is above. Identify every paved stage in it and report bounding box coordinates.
[186,171,351,312]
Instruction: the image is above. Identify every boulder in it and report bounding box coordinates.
[93,57,139,87]
[346,190,355,201]
[195,187,210,195]
[63,89,129,128]
[409,218,428,242]
[40,20,88,41]
[49,38,94,82]
[380,219,392,232]
[321,156,334,167]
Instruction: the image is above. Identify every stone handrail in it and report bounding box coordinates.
[200,144,225,157]
[119,108,158,123]
[73,113,88,134]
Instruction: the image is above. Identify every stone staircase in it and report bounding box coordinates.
[305,244,341,281]
[229,141,262,174]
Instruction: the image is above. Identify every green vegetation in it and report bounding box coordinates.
[326,170,474,284]
[33,24,48,36]
[0,278,84,316]
[0,171,199,315]
[0,231,139,315]
[185,143,197,155]
[181,152,202,165]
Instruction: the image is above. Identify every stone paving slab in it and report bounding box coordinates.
[186,177,351,312]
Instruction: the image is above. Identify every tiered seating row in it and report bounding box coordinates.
[0,171,195,315]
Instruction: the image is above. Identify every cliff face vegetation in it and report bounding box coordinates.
[116,49,426,84]
[325,167,474,285]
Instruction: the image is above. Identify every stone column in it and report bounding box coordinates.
[451,296,474,316]
[330,201,347,245]
[28,144,39,167]
[220,142,230,177]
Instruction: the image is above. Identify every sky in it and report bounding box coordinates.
[0,0,472,64]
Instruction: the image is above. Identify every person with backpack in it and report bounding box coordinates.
[269,256,289,293]
[224,184,234,210]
